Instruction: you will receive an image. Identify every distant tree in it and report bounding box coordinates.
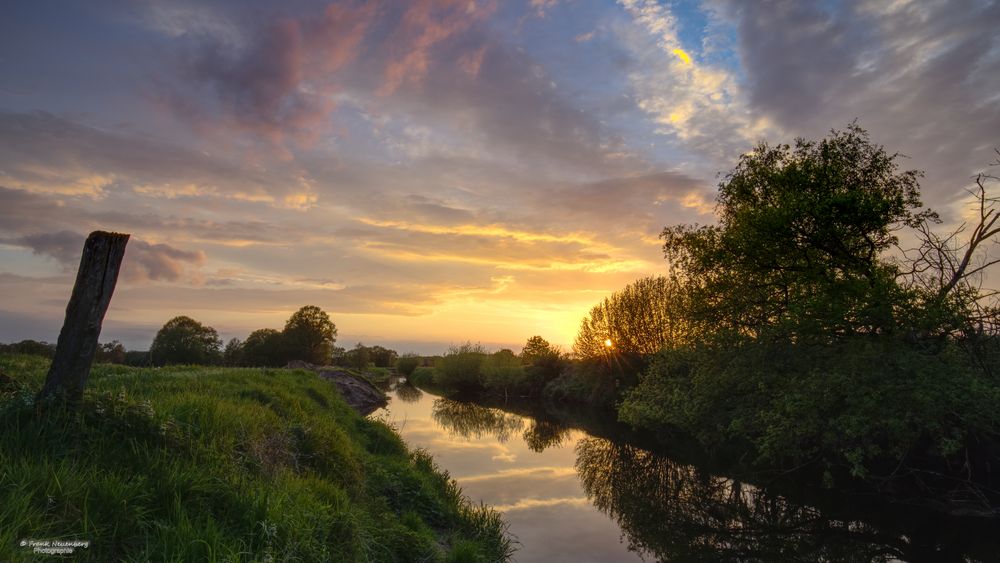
[369,345,399,368]
[124,350,151,367]
[95,340,126,364]
[242,329,286,367]
[3,339,56,358]
[521,336,554,364]
[223,337,244,366]
[396,354,420,376]
[150,316,222,366]
[346,343,370,370]
[282,305,337,365]
[574,276,686,359]
[482,349,525,398]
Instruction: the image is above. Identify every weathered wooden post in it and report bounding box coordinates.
[37,231,130,402]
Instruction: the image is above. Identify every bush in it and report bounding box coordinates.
[436,343,487,394]
[396,355,421,377]
[408,367,436,389]
[620,335,1000,481]
[481,350,526,398]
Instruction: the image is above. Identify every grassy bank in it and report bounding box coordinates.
[0,354,513,562]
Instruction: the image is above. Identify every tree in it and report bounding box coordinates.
[150,316,222,366]
[520,336,553,364]
[95,340,126,364]
[369,345,398,368]
[574,276,687,359]
[661,124,931,340]
[346,343,370,370]
[282,305,337,365]
[242,329,285,367]
[223,337,244,366]
[396,354,420,376]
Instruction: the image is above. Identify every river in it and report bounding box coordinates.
[372,379,1000,562]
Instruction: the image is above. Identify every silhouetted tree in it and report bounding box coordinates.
[282,305,337,364]
[95,340,126,364]
[242,329,285,367]
[150,316,222,366]
[223,337,244,366]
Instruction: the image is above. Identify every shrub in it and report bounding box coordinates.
[396,355,421,377]
[481,350,526,398]
[436,343,487,393]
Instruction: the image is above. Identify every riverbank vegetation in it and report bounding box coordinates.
[411,126,1000,508]
[0,354,513,561]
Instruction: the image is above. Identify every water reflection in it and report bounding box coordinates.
[394,381,423,403]
[575,437,1000,562]
[432,398,571,452]
[378,385,1000,563]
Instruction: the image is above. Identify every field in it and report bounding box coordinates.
[0,354,512,562]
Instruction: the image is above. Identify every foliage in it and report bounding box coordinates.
[519,336,567,395]
[149,316,223,366]
[574,276,687,359]
[481,350,526,398]
[613,125,1000,491]
[0,353,514,562]
[396,354,421,377]
[282,305,337,365]
[242,329,286,367]
[368,345,399,368]
[94,340,126,364]
[435,343,487,394]
[0,340,55,358]
[660,124,932,340]
[222,337,243,366]
[408,367,437,389]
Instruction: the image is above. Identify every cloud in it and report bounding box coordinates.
[157,3,376,149]
[6,230,83,264]
[2,228,204,283]
[616,0,777,175]
[718,0,1000,208]
[378,0,497,95]
[126,239,206,282]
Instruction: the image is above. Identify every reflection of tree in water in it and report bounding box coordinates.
[432,399,572,452]
[523,419,571,453]
[432,399,526,443]
[574,437,990,563]
[394,381,423,403]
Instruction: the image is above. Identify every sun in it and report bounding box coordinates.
[604,338,613,348]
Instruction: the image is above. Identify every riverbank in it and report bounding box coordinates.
[0,354,513,561]
[400,379,1000,561]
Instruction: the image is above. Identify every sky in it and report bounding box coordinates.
[1,0,999,354]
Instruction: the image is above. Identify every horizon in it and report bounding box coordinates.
[2,0,999,355]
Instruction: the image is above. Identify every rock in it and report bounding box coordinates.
[285,361,388,416]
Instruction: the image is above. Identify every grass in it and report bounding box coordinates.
[0,354,514,562]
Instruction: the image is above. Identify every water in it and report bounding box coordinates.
[372,379,1000,562]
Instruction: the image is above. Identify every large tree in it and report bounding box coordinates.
[574,276,686,359]
[242,329,286,367]
[282,305,337,365]
[150,316,222,366]
[661,124,932,340]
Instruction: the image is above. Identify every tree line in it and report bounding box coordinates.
[2,305,412,370]
[560,125,1000,498]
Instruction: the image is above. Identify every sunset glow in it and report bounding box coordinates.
[1,0,998,354]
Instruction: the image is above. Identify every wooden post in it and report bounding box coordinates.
[37,231,130,402]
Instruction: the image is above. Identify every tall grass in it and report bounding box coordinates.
[0,354,513,562]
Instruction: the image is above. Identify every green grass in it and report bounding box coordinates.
[0,354,513,562]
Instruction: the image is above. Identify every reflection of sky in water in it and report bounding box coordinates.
[372,385,642,562]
